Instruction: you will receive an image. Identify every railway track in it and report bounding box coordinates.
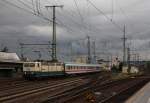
[0,73,103,90]
[42,74,111,103]
[0,73,104,103]
[0,77,85,92]
[0,78,73,93]
[0,72,111,103]
[0,78,26,86]
[61,76,150,103]
[0,78,88,103]
[43,76,149,103]
[99,77,150,103]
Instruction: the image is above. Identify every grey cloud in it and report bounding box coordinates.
[0,0,150,60]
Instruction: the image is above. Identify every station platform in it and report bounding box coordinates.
[125,81,150,103]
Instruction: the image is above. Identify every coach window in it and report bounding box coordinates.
[68,66,69,70]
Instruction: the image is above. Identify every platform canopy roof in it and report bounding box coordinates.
[0,52,20,62]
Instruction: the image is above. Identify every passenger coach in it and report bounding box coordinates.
[23,62,102,79]
[65,63,101,74]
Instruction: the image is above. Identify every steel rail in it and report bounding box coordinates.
[100,78,149,103]
[0,79,84,102]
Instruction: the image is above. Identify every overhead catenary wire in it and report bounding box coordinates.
[50,0,100,35]
[45,0,81,34]
[35,0,40,15]
[59,9,101,35]
[119,7,134,28]
[56,14,101,37]
[73,0,84,21]
[56,18,87,36]
[44,0,93,48]
[55,0,87,34]
[2,0,34,14]
[36,0,42,15]
[55,0,101,35]
[111,0,114,21]
[44,4,80,36]
[50,0,101,42]
[86,0,123,32]
[31,0,36,14]
[86,0,92,36]
[39,0,42,13]
[73,0,92,33]
[45,0,99,36]
[2,0,53,22]
[17,0,33,10]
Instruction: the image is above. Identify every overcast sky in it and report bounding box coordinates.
[0,0,150,61]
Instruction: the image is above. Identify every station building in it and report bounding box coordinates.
[0,52,23,77]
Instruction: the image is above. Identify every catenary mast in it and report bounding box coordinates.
[45,5,63,62]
